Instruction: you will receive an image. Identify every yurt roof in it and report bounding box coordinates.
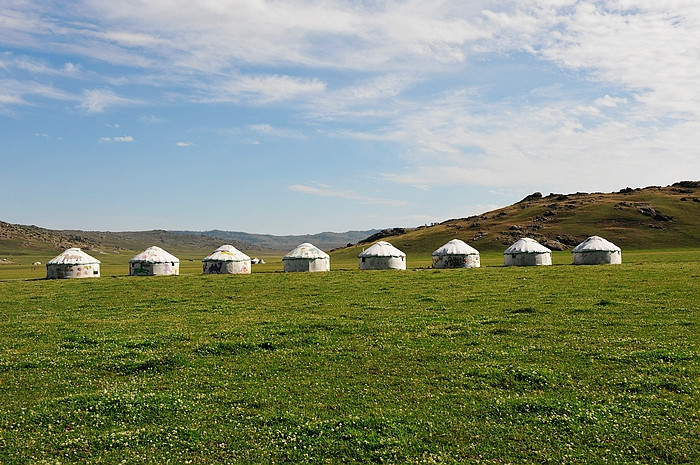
[203,245,251,262]
[358,241,406,258]
[47,248,101,265]
[572,236,621,253]
[504,238,551,255]
[432,239,479,256]
[129,246,180,263]
[283,242,329,260]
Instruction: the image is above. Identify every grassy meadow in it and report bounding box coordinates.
[1,251,699,463]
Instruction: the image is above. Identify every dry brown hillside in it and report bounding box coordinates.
[0,221,110,254]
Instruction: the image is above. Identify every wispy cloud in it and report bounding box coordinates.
[214,75,326,104]
[0,93,25,105]
[79,89,139,113]
[139,114,164,124]
[99,135,135,143]
[375,86,700,193]
[289,184,407,207]
[175,141,192,147]
[247,124,306,140]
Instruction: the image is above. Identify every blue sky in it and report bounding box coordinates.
[2,1,699,235]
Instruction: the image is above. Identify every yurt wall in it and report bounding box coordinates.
[359,255,406,270]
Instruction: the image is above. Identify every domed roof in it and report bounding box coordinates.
[358,241,405,258]
[283,243,329,260]
[47,248,101,265]
[432,239,479,256]
[203,245,251,262]
[129,246,179,263]
[572,236,621,253]
[504,238,551,254]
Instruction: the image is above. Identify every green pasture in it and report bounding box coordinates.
[1,252,699,463]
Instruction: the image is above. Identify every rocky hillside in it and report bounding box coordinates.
[334,181,700,258]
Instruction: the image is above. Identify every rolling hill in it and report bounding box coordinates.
[0,222,378,257]
[0,223,259,257]
[332,181,700,260]
[169,229,381,252]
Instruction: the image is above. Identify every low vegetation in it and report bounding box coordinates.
[1,252,699,463]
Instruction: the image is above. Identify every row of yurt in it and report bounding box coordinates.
[45,235,622,278]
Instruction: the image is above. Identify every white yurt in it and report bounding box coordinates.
[358,241,406,270]
[129,246,179,276]
[432,239,480,269]
[283,243,330,272]
[572,236,622,265]
[46,248,101,279]
[504,238,552,266]
[202,245,252,274]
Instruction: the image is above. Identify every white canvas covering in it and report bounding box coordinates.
[129,246,180,276]
[572,236,622,265]
[432,239,480,269]
[358,241,406,270]
[504,238,552,266]
[283,242,330,272]
[202,245,251,274]
[46,248,101,279]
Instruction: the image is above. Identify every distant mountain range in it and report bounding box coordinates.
[0,221,380,255]
[170,229,382,252]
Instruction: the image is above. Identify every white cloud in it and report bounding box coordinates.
[375,87,700,193]
[0,78,75,105]
[525,2,700,119]
[289,184,407,207]
[0,93,25,105]
[73,0,495,72]
[215,74,326,104]
[175,141,192,147]
[247,124,306,140]
[78,89,139,113]
[99,135,135,143]
[139,114,164,124]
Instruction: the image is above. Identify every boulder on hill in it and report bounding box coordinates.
[359,228,407,244]
[518,192,543,203]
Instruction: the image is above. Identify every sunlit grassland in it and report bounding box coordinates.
[1,253,699,463]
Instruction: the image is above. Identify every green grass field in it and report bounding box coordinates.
[1,251,699,463]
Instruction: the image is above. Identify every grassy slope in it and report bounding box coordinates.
[1,258,699,463]
[334,184,700,261]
